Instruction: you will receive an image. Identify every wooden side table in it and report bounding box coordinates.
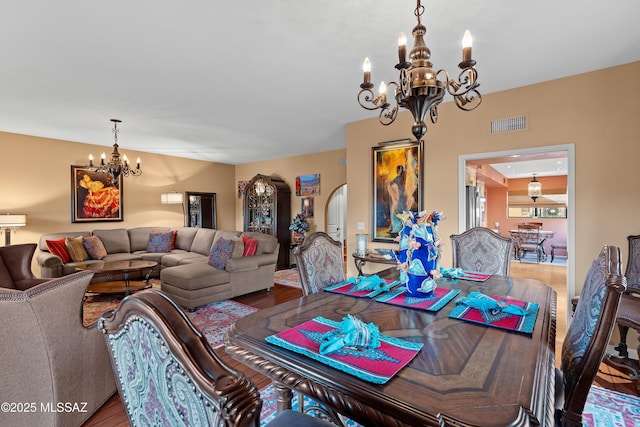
[352,252,396,276]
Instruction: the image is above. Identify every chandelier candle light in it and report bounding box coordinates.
[88,119,141,181]
[358,0,481,142]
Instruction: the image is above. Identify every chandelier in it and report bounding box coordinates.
[357,0,481,142]
[88,119,141,181]
[528,174,542,202]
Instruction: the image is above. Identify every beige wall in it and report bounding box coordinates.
[234,149,347,234]
[3,61,639,291]
[347,61,640,286]
[1,132,236,273]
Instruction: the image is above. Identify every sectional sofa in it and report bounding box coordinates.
[36,226,279,309]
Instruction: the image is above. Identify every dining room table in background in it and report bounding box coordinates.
[225,273,557,427]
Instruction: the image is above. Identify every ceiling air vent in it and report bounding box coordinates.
[490,115,527,134]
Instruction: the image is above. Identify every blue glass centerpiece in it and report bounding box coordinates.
[396,211,445,297]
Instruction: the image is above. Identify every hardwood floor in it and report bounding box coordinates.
[83,265,638,426]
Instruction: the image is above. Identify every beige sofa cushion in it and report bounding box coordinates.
[190,229,217,255]
[92,228,131,253]
[172,227,199,251]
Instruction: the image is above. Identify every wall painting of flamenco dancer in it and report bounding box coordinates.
[71,165,123,223]
[372,141,422,242]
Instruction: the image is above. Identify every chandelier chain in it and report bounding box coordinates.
[414,0,424,25]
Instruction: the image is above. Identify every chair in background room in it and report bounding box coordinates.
[516,223,544,263]
[450,227,513,275]
[610,234,640,391]
[555,245,626,426]
[99,289,331,427]
[294,232,346,296]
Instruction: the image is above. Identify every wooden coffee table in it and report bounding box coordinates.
[76,260,158,295]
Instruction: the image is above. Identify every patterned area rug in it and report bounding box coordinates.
[259,383,640,426]
[274,268,302,288]
[583,385,640,426]
[82,280,258,349]
[185,299,258,348]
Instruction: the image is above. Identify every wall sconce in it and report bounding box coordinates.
[528,174,542,202]
[355,234,369,256]
[0,214,27,246]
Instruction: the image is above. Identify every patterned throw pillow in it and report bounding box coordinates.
[208,238,234,269]
[242,235,258,256]
[147,230,173,253]
[65,236,88,262]
[231,237,245,258]
[83,235,107,260]
[46,238,70,263]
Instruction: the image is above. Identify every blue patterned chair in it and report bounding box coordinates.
[99,289,331,427]
[450,227,513,275]
[294,232,346,296]
[611,235,640,390]
[556,245,626,426]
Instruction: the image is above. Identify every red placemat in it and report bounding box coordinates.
[459,271,491,282]
[324,279,399,298]
[265,316,422,384]
[376,287,460,312]
[449,295,539,334]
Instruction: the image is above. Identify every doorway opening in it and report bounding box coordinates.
[326,184,347,265]
[458,144,575,326]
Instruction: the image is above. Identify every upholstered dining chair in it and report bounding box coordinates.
[450,227,513,275]
[292,232,350,426]
[99,289,331,427]
[611,235,640,389]
[555,245,626,426]
[294,232,346,296]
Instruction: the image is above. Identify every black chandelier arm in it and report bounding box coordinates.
[357,88,384,111]
[436,68,482,111]
[357,81,400,126]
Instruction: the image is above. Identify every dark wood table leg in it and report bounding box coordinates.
[274,382,293,413]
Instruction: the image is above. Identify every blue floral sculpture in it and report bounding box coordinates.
[396,211,446,297]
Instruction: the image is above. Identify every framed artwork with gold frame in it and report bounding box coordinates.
[372,141,422,242]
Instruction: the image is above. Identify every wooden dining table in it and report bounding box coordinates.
[225,274,557,427]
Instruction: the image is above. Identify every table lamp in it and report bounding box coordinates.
[0,214,27,246]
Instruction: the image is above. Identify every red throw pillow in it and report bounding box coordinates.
[242,235,258,256]
[171,230,178,250]
[46,238,71,263]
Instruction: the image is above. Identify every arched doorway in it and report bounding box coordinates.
[326,184,347,254]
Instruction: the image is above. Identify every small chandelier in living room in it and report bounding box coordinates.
[357,0,481,142]
[88,119,141,181]
[528,174,542,202]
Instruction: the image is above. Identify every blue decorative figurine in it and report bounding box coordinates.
[396,211,445,297]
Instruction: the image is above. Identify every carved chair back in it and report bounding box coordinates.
[294,232,346,296]
[450,227,513,275]
[99,289,263,427]
[558,245,626,426]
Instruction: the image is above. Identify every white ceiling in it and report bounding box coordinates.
[1,1,639,165]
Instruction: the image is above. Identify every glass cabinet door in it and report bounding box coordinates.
[246,181,274,234]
